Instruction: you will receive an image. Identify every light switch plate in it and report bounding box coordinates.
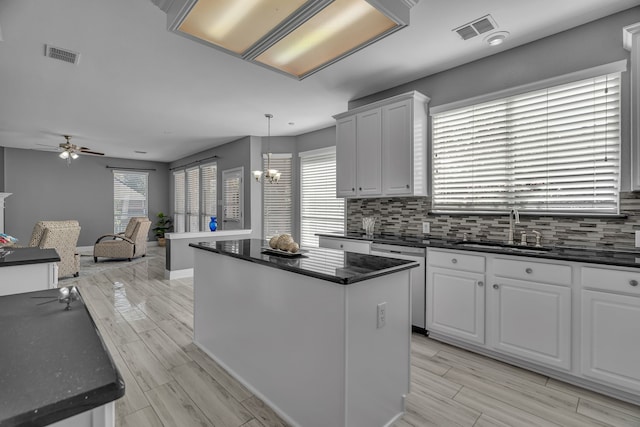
[422,222,430,234]
[636,230,640,247]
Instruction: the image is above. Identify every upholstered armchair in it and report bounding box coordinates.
[94,217,151,262]
[29,220,81,278]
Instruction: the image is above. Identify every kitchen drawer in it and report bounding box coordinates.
[494,258,571,286]
[428,249,485,273]
[582,266,640,295]
[318,236,371,254]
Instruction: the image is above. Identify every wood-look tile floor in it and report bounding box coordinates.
[65,247,640,427]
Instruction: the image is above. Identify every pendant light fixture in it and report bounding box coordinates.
[253,114,281,183]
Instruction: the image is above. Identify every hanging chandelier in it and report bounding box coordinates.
[253,114,280,183]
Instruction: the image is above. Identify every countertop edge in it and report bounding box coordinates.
[189,242,418,284]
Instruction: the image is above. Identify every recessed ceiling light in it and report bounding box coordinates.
[484,31,509,46]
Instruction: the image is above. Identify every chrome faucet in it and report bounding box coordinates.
[507,208,520,245]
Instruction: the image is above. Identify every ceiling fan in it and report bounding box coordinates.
[57,135,104,164]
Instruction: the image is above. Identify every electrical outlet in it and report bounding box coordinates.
[422,222,430,234]
[377,302,387,329]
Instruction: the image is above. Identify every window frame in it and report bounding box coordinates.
[113,170,149,234]
[299,146,344,248]
[430,61,626,216]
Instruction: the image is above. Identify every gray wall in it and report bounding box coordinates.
[0,147,5,191]
[351,6,640,191]
[3,147,170,246]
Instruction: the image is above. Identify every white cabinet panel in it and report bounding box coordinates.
[490,278,571,370]
[581,289,640,393]
[318,236,370,254]
[333,91,429,198]
[427,266,485,344]
[336,116,357,197]
[355,109,382,196]
[382,99,412,195]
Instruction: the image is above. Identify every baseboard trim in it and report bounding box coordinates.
[165,268,193,280]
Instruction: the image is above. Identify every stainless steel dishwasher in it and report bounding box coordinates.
[370,243,426,330]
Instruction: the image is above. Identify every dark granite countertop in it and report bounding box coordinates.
[0,247,60,268]
[317,233,640,269]
[189,239,418,284]
[0,288,125,427]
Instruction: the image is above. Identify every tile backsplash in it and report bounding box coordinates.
[347,192,640,250]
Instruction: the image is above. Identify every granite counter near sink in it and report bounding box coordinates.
[316,232,640,269]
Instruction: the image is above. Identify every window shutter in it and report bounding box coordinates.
[223,173,242,222]
[113,171,149,233]
[300,148,344,247]
[432,73,621,214]
[263,155,293,239]
[200,163,217,231]
[173,171,186,233]
[186,167,200,231]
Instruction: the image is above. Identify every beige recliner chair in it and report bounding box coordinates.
[93,217,152,262]
[29,220,81,278]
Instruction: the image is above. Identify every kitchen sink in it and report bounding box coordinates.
[454,240,552,253]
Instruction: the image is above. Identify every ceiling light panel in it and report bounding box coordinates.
[177,0,306,55]
[167,0,416,79]
[254,0,397,78]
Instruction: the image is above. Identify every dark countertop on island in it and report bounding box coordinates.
[0,247,60,268]
[189,239,418,284]
[317,232,640,269]
[0,288,124,427]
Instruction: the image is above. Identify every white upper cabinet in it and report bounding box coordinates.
[336,116,357,197]
[356,109,382,196]
[334,91,429,198]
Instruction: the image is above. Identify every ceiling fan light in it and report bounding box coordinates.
[70,152,79,159]
[59,151,69,159]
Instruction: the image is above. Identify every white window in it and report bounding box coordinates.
[113,170,148,233]
[300,147,344,247]
[432,71,621,214]
[200,163,217,231]
[263,154,293,239]
[222,167,244,230]
[173,171,186,233]
[186,167,200,232]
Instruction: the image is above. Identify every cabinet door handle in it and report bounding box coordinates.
[339,244,344,248]
[451,258,458,264]
[631,280,639,287]
[477,281,484,287]
[406,184,410,189]
[493,284,499,289]
[352,188,355,192]
[359,187,362,191]
[525,268,533,274]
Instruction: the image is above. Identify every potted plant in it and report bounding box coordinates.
[153,212,173,247]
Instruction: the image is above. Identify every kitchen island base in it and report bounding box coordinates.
[193,247,412,427]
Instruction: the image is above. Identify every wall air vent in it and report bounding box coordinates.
[45,44,80,65]
[453,15,497,40]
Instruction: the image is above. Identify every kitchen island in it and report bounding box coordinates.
[0,288,124,426]
[189,239,418,427]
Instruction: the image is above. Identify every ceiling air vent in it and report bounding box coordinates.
[45,44,80,65]
[454,15,497,40]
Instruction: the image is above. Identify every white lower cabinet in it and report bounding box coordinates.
[489,277,571,370]
[581,265,640,394]
[427,266,485,344]
[426,251,640,403]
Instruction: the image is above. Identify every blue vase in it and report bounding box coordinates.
[209,216,217,231]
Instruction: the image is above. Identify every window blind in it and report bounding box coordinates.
[432,73,621,214]
[200,163,217,231]
[300,148,344,247]
[263,155,293,239]
[186,167,200,231]
[223,173,242,223]
[113,171,148,233]
[173,171,186,233]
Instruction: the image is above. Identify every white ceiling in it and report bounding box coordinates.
[0,0,639,162]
